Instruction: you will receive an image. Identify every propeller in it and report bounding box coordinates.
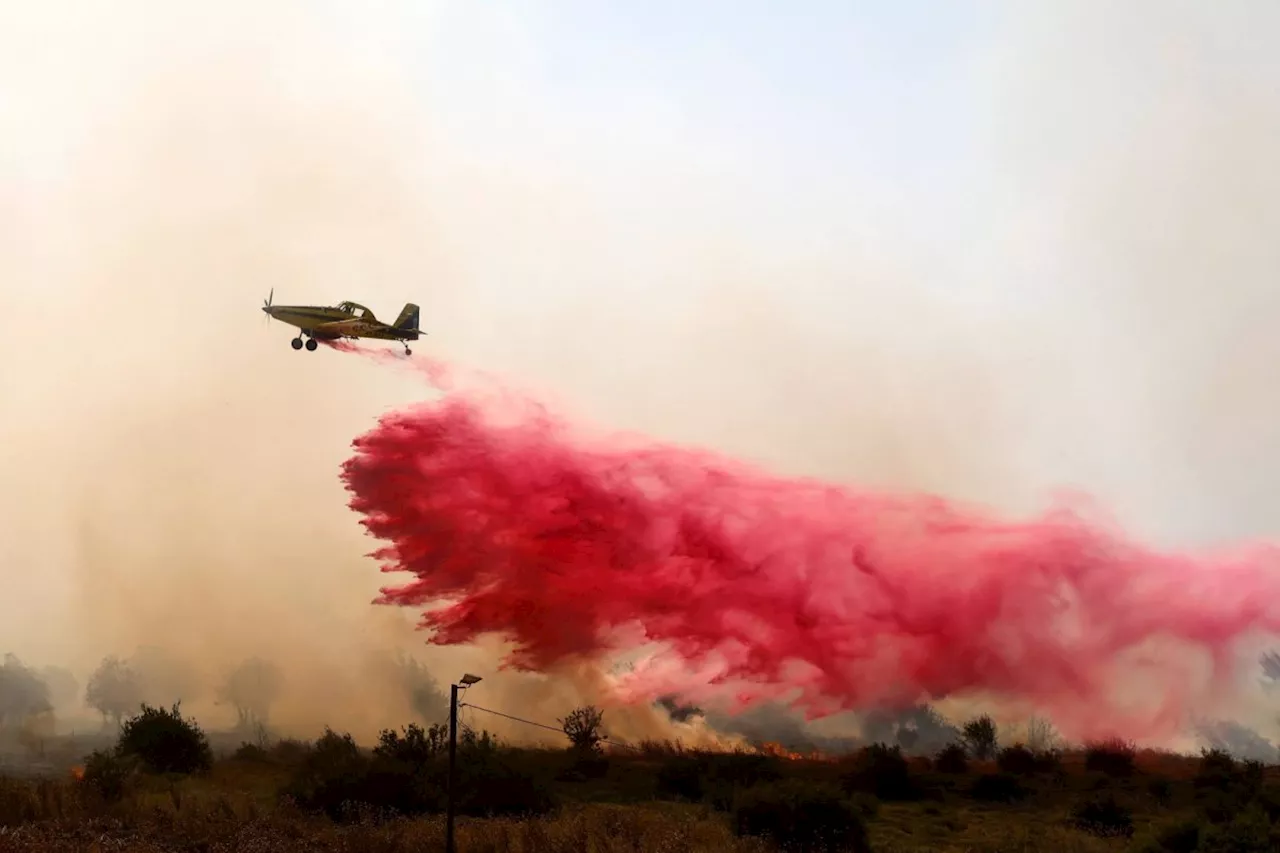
[262,288,273,327]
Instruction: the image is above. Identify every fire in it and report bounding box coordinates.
[757,741,830,762]
[69,765,84,781]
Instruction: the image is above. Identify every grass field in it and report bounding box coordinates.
[1,720,1279,853]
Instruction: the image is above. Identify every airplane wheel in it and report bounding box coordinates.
[291,338,303,350]
[305,338,318,351]
[404,347,412,356]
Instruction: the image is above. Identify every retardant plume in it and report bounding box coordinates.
[339,351,1280,744]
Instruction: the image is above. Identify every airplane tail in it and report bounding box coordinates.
[393,303,421,338]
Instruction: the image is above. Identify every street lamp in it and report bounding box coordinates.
[446,673,482,853]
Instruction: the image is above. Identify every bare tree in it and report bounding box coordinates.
[560,705,605,753]
[1025,716,1062,753]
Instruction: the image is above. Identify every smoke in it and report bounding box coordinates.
[1,1,1278,748]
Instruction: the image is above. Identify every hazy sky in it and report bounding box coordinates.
[2,1,1279,733]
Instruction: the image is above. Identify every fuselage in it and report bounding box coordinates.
[262,304,416,341]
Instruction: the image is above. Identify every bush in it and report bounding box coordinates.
[1199,806,1279,852]
[116,702,213,776]
[282,729,406,822]
[556,749,610,782]
[969,772,1027,803]
[732,779,869,853]
[842,743,921,801]
[1070,793,1134,837]
[1195,748,1237,791]
[1137,818,1202,853]
[1148,777,1173,807]
[283,726,555,823]
[655,756,703,802]
[454,758,556,818]
[1083,738,1136,777]
[935,742,969,773]
[233,742,269,762]
[372,723,446,765]
[697,752,785,811]
[81,748,135,802]
[996,743,1042,775]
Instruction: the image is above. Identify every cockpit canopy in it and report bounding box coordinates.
[335,301,372,319]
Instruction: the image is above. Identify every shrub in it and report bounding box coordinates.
[116,702,213,775]
[935,742,969,773]
[841,743,921,801]
[655,756,703,802]
[281,729,399,822]
[1198,806,1279,853]
[697,752,785,811]
[453,758,556,818]
[283,726,554,823]
[1136,818,1202,853]
[1070,794,1134,838]
[732,779,869,853]
[81,748,135,802]
[555,749,610,782]
[1083,738,1136,777]
[372,723,446,765]
[969,772,1027,803]
[996,743,1040,775]
[233,742,269,762]
[1148,777,1173,807]
[1195,748,1237,791]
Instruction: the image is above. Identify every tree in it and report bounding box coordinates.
[560,705,605,753]
[0,654,52,730]
[116,702,213,775]
[962,714,998,760]
[216,657,283,731]
[85,655,144,729]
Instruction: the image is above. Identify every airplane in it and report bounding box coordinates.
[260,289,422,354]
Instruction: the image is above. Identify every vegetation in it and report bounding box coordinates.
[116,702,214,775]
[12,653,1280,850]
[0,701,1277,852]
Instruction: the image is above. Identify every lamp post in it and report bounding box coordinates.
[446,673,482,853]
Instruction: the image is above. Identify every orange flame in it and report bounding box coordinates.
[69,765,84,781]
[757,741,830,761]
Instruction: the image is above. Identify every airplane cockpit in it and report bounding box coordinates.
[335,301,370,318]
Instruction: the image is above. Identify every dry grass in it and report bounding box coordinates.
[0,743,1272,851]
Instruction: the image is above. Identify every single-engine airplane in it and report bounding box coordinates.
[261,289,422,354]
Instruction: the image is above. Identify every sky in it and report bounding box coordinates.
[1,1,1279,738]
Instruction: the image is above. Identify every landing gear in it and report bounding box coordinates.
[403,345,412,356]
[305,338,318,351]
[291,337,303,350]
